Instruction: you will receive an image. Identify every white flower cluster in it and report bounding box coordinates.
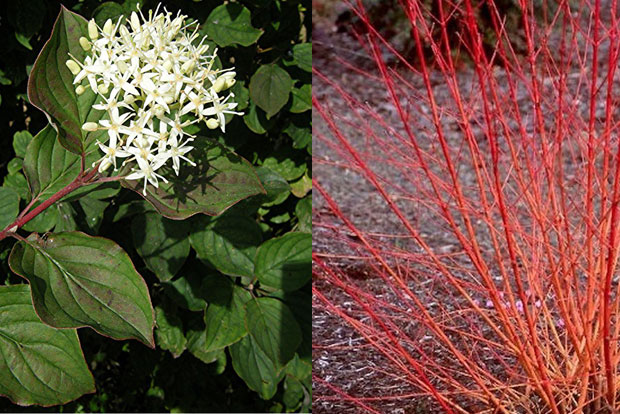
[65,5,241,195]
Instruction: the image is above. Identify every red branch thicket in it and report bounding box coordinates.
[313,0,620,412]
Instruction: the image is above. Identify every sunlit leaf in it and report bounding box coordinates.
[230,335,280,400]
[201,274,251,351]
[244,297,301,365]
[12,130,33,158]
[249,64,293,119]
[27,7,107,154]
[205,4,263,47]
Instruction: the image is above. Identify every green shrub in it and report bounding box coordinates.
[0,1,311,412]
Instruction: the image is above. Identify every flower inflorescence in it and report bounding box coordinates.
[66,5,241,194]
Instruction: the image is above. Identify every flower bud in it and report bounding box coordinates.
[225,78,236,89]
[212,77,227,93]
[124,94,136,105]
[130,12,140,31]
[65,59,81,75]
[88,19,98,40]
[170,17,183,37]
[181,59,195,74]
[154,105,165,117]
[162,59,173,72]
[75,85,86,95]
[206,118,219,129]
[119,25,130,39]
[82,122,99,132]
[98,158,112,173]
[117,60,128,73]
[103,19,114,36]
[196,44,209,55]
[97,83,109,95]
[79,36,91,51]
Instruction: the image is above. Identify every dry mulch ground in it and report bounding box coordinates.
[312,27,460,413]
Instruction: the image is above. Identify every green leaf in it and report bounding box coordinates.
[245,297,302,365]
[120,138,264,219]
[27,6,107,154]
[163,266,209,312]
[186,328,223,365]
[201,274,251,351]
[3,173,30,201]
[208,349,227,375]
[290,172,312,198]
[21,205,59,233]
[8,232,155,346]
[132,212,190,281]
[250,64,294,119]
[262,149,306,182]
[285,353,311,385]
[288,84,311,113]
[292,43,312,72]
[55,202,78,232]
[77,196,107,233]
[64,181,119,203]
[284,121,311,151]
[0,188,19,231]
[255,167,291,207]
[243,102,275,134]
[295,196,311,233]
[92,1,125,26]
[205,4,263,47]
[12,130,33,158]
[0,69,11,86]
[230,81,250,111]
[7,158,23,176]
[112,200,154,222]
[190,215,262,277]
[0,284,94,406]
[15,32,33,50]
[230,335,280,400]
[23,125,82,203]
[284,290,311,364]
[282,376,304,409]
[255,233,311,292]
[270,212,290,224]
[155,305,186,358]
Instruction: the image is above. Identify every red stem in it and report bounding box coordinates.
[0,166,101,242]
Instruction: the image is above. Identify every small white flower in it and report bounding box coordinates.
[166,134,195,175]
[69,4,241,193]
[140,77,172,112]
[125,153,170,195]
[200,93,242,133]
[123,113,158,147]
[98,108,132,144]
[97,138,130,172]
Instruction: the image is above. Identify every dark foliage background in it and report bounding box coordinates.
[0,0,311,412]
